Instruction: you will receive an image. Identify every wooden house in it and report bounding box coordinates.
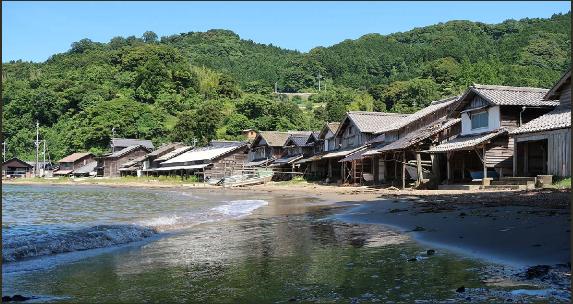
[119,142,186,176]
[98,145,151,177]
[271,132,313,168]
[429,84,559,183]
[510,69,571,177]
[334,111,409,184]
[54,152,95,176]
[2,157,33,178]
[246,131,308,167]
[294,123,339,180]
[150,141,249,181]
[357,96,461,187]
[241,129,258,142]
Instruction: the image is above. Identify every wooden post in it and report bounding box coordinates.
[394,152,398,182]
[446,152,451,183]
[402,152,406,189]
[513,140,518,177]
[483,145,487,180]
[415,152,422,187]
[523,143,529,176]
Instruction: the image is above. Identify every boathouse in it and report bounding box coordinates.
[54,152,95,176]
[98,145,151,177]
[119,142,186,176]
[335,111,409,184]
[360,96,461,188]
[2,157,33,178]
[110,138,154,153]
[429,84,559,184]
[510,69,571,178]
[246,131,309,167]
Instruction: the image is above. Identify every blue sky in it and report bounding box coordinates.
[2,1,570,62]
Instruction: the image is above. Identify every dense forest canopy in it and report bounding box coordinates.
[2,12,571,161]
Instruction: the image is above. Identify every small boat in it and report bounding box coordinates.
[221,170,274,188]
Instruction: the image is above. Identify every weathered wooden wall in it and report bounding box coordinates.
[103,148,148,177]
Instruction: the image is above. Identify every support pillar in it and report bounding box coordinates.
[415,152,422,187]
[402,152,406,189]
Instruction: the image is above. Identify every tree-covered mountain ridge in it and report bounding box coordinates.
[2,12,570,160]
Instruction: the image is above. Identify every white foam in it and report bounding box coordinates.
[211,200,269,218]
[141,216,180,228]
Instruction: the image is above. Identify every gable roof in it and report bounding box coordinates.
[161,144,246,165]
[147,142,184,157]
[58,152,94,163]
[545,69,571,100]
[255,131,312,147]
[111,138,155,150]
[108,145,151,158]
[341,111,409,134]
[379,118,461,152]
[2,157,33,168]
[285,134,312,147]
[510,106,571,135]
[456,84,558,111]
[154,146,194,162]
[378,96,460,133]
[319,122,340,139]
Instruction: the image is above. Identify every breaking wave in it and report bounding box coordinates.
[2,225,157,263]
[3,199,269,263]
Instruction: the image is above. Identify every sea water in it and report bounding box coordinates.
[2,184,569,303]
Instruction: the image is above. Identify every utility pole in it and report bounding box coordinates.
[35,121,40,177]
[274,82,278,94]
[317,72,322,91]
[191,138,198,148]
[2,142,6,162]
[42,140,46,177]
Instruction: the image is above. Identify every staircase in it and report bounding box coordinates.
[484,177,536,190]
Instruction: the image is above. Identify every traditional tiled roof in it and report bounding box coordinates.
[256,131,311,147]
[147,142,184,157]
[119,155,148,168]
[111,138,155,150]
[379,118,461,152]
[458,84,558,109]
[209,140,248,148]
[285,134,311,147]
[326,122,340,134]
[108,145,150,158]
[154,146,194,162]
[379,96,459,133]
[510,106,571,135]
[429,129,507,152]
[345,111,410,134]
[58,152,93,163]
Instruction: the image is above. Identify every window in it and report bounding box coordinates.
[471,111,488,129]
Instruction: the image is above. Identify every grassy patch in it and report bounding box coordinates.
[551,177,571,189]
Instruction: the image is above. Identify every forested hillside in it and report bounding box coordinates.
[2,12,570,160]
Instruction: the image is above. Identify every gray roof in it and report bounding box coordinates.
[345,111,410,134]
[378,96,459,133]
[58,152,93,163]
[458,84,558,109]
[256,131,311,147]
[510,106,571,135]
[154,146,194,162]
[73,161,98,174]
[429,129,507,152]
[147,142,184,157]
[285,134,312,147]
[379,118,461,152]
[209,140,248,148]
[111,138,154,150]
[108,145,150,158]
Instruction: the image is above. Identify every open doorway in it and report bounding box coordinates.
[516,139,548,177]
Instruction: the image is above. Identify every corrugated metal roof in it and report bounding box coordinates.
[429,129,507,152]
[345,112,410,134]
[510,106,571,135]
[162,146,242,165]
[111,138,154,150]
[148,164,209,171]
[58,152,93,163]
[322,146,366,159]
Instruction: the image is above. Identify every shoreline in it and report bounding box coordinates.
[4,179,571,267]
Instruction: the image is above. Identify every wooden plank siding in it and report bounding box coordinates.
[515,128,571,177]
